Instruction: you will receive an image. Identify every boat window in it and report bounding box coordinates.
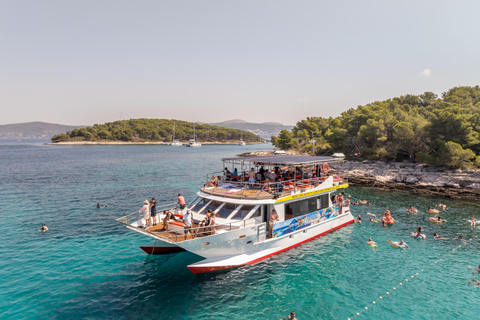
[187,197,201,209]
[231,205,255,220]
[216,202,237,219]
[191,198,210,214]
[285,194,330,218]
[202,200,224,215]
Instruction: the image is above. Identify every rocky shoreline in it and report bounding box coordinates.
[332,161,480,201]
[237,150,480,201]
[46,141,265,146]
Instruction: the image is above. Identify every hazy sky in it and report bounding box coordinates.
[1,1,479,126]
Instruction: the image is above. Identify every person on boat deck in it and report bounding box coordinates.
[138,200,150,229]
[206,210,216,235]
[177,194,186,210]
[40,224,48,232]
[224,167,231,180]
[150,197,157,226]
[161,210,176,231]
[263,178,272,192]
[233,168,238,177]
[274,178,284,194]
[206,175,218,187]
[183,209,193,238]
[259,165,266,179]
[338,193,344,214]
[367,238,377,246]
[284,311,297,320]
[198,209,212,231]
[268,209,279,238]
[248,168,256,184]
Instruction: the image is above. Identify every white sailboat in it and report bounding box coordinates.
[186,122,201,147]
[237,134,246,146]
[169,122,182,146]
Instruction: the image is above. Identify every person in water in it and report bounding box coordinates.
[284,311,297,320]
[468,265,480,273]
[398,240,410,249]
[413,228,424,238]
[40,224,48,232]
[367,238,377,246]
[433,233,447,240]
[470,216,477,226]
[355,215,361,223]
[468,279,480,287]
[97,203,101,208]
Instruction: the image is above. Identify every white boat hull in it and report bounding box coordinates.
[183,212,354,273]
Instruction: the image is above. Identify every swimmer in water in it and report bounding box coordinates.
[470,217,477,226]
[40,224,48,232]
[398,240,410,249]
[468,265,480,273]
[433,233,447,240]
[355,215,362,223]
[97,203,101,208]
[468,279,480,287]
[367,238,377,246]
[284,311,297,320]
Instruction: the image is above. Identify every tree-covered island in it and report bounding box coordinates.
[272,86,480,168]
[51,119,264,144]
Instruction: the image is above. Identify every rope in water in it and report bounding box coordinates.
[347,233,480,320]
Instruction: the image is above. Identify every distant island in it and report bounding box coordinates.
[0,121,83,139]
[50,119,264,144]
[209,120,293,140]
[272,85,480,168]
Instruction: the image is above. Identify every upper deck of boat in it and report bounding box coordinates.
[199,154,347,200]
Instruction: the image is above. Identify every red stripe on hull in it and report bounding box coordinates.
[188,219,354,274]
[140,246,185,254]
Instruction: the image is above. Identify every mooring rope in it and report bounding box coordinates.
[347,233,480,320]
[146,239,157,265]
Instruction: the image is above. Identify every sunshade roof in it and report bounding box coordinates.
[221,155,341,166]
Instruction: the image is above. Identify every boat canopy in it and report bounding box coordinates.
[221,155,341,166]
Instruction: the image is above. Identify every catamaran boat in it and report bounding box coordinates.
[117,155,353,274]
[168,122,182,146]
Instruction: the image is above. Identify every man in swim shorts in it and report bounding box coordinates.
[367,238,377,246]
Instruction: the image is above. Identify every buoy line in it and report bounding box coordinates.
[347,233,480,320]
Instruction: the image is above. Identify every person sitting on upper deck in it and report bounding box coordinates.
[224,167,231,180]
[263,178,272,192]
[274,178,284,194]
[206,175,218,187]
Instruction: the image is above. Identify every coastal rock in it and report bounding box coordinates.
[331,161,480,201]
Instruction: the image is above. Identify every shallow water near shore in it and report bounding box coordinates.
[1,139,480,319]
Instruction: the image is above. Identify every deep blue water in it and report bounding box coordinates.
[1,139,480,319]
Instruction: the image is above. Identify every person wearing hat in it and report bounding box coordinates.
[137,200,151,229]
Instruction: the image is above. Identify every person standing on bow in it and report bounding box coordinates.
[138,200,150,229]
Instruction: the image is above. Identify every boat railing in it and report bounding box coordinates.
[133,218,259,243]
[116,202,179,226]
[202,172,348,199]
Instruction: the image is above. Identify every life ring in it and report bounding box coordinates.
[322,163,330,174]
[390,242,407,249]
[410,232,426,239]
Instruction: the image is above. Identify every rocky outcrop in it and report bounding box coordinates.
[330,161,480,201]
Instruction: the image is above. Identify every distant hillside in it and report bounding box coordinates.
[210,120,294,140]
[51,119,263,143]
[0,122,83,139]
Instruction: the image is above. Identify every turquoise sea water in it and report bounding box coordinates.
[1,140,480,320]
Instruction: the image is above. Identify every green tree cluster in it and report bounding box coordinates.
[51,119,263,143]
[272,86,480,168]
